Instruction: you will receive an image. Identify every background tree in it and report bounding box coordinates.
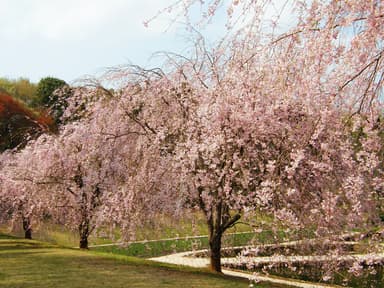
[0,148,48,240]
[34,77,67,107]
[34,77,70,124]
[0,77,37,107]
[2,85,147,248]
[0,91,53,239]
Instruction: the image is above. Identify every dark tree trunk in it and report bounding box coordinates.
[78,182,90,249]
[78,219,90,249]
[22,217,32,239]
[206,199,225,273]
[209,230,223,272]
[79,234,88,249]
[204,201,241,273]
[198,185,241,273]
[75,176,101,250]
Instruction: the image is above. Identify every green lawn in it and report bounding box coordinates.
[0,235,288,288]
[92,229,294,259]
[92,231,274,258]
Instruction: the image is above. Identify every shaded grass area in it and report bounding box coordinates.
[0,233,18,240]
[0,235,288,288]
[93,236,210,258]
[1,211,283,248]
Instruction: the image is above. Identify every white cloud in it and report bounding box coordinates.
[0,0,193,82]
[2,1,265,82]
[0,0,174,41]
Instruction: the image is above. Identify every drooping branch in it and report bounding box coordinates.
[271,14,384,45]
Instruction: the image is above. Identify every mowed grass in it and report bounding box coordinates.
[93,230,291,258]
[93,232,259,258]
[0,235,288,288]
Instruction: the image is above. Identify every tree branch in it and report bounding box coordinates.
[222,213,241,232]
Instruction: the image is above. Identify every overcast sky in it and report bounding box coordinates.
[0,1,296,84]
[0,0,226,84]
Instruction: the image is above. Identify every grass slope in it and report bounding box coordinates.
[0,235,285,288]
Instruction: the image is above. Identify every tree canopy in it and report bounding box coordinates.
[0,77,37,107]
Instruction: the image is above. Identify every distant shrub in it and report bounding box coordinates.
[35,77,67,107]
[0,91,53,151]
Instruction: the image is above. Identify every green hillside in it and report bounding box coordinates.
[0,235,256,288]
